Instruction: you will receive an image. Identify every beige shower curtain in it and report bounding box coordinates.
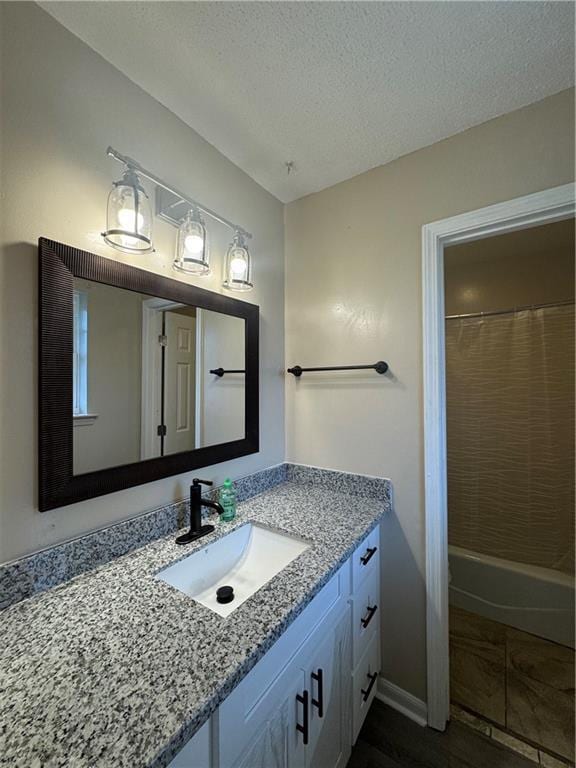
[446,303,575,574]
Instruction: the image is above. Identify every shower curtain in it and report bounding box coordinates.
[446,303,575,574]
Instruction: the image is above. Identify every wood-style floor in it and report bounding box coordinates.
[347,700,538,768]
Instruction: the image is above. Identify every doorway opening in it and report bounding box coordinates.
[422,184,575,739]
[444,220,574,765]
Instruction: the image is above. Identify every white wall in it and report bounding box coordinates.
[199,311,245,448]
[285,88,575,701]
[0,3,285,563]
[73,280,143,474]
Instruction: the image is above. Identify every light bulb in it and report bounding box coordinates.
[103,167,153,253]
[184,233,204,255]
[223,232,252,291]
[230,256,247,278]
[118,207,144,232]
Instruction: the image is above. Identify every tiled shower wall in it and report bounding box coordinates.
[446,304,575,573]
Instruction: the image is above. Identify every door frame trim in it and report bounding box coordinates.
[422,183,575,730]
[140,298,184,460]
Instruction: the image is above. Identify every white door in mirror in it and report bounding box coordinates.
[164,310,197,455]
[156,523,310,617]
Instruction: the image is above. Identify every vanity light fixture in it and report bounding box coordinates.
[173,207,210,275]
[102,167,153,253]
[103,147,254,289]
[223,230,253,292]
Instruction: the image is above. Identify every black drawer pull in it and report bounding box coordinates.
[296,689,309,745]
[360,546,377,566]
[361,604,378,629]
[361,671,378,702]
[311,668,324,718]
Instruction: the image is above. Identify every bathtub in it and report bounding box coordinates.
[448,545,575,648]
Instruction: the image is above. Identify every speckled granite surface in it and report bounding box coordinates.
[0,465,390,768]
[0,464,288,611]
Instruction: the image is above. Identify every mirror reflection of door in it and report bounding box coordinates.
[72,278,247,474]
[163,308,196,455]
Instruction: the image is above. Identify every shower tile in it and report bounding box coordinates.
[539,752,573,768]
[449,607,506,725]
[450,606,507,645]
[506,628,574,689]
[507,672,574,762]
[491,728,539,762]
[506,629,575,762]
[450,703,492,735]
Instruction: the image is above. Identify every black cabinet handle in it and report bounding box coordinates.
[360,546,377,566]
[361,671,378,702]
[361,604,378,629]
[296,690,309,745]
[311,668,324,718]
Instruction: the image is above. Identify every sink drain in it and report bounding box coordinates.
[216,585,234,604]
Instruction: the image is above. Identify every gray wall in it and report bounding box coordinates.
[0,3,285,563]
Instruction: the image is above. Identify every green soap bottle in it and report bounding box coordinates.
[219,478,237,522]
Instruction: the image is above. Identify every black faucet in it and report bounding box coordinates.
[176,478,225,545]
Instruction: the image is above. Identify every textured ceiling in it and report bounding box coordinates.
[41,2,575,203]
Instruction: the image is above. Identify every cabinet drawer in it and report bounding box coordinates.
[352,566,380,666]
[352,631,380,744]
[352,525,380,592]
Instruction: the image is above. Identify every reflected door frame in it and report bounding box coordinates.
[421,183,575,731]
[140,298,204,459]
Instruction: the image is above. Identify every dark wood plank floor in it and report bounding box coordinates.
[348,700,539,768]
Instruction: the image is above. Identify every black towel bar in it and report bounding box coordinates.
[210,368,246,377]
[287,361,388,377]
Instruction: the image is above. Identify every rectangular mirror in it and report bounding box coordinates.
[39,239,258,511]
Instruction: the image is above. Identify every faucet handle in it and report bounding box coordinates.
[192,478,213,487]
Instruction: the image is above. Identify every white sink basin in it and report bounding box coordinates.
[156,523,310,617]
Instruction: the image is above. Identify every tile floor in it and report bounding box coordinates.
[349,699,539,768]
[450,606,575,764]
[451,704,574,767]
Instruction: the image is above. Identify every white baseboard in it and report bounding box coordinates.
[376,678,428,727]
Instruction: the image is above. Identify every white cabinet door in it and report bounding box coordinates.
[305,605,352,768]
[287,673,308,768]
[218,661,308,768]
[229,671,307,768]
[167,720,210,768]
[218,564,350,768]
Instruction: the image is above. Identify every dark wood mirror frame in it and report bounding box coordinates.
[39,238,259,511]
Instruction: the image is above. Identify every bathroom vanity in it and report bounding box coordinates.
[0,241,390,767]
[0,467,389,768]
[168,524,380,768]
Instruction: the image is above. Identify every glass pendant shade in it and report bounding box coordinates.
[102,168,153,253]
[223,231,253,291]
[173,208,209,275]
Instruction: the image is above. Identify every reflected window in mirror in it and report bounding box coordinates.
[72,289,88,417]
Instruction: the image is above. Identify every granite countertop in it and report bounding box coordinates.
[0,475,388,768]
